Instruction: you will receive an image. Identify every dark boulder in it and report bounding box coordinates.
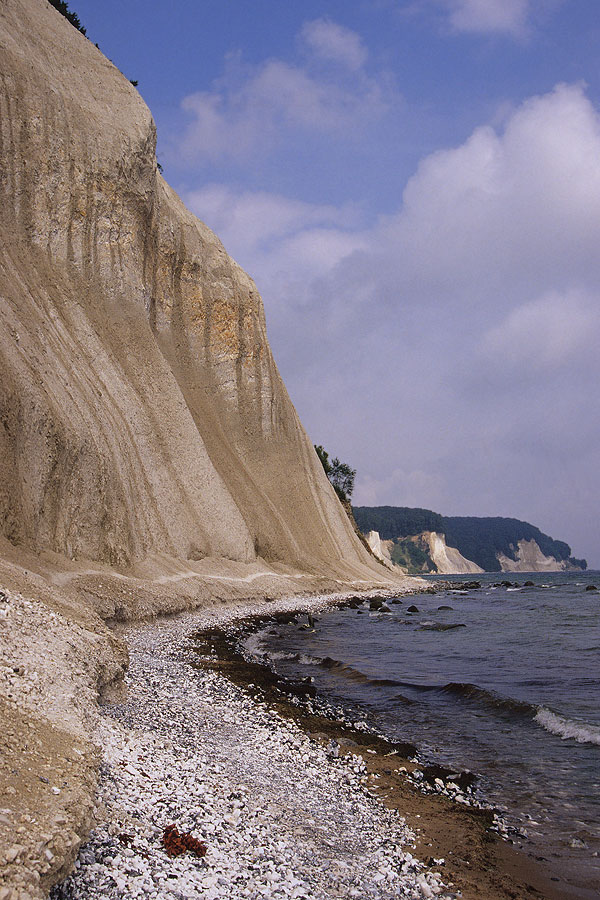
[421,764,477,792]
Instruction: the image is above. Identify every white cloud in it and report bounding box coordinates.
[187,185,368,284]
[187,83,600,562]
[300,19,368,70]
[376,83,600,300]
[192,83,600,348]
[188,185,351,252]
[482,290,599,374]
[437,0,532,37]
[177,22,394,163]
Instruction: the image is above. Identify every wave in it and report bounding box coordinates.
[318,656,408,688]
[406,681,600,747]
[263,648,416,702]
[534,708,600,746]
[298,653,321,665]
[253,634,600,748]
[264,650,323,666]
[269,650,302,662]
[439,682,536,716]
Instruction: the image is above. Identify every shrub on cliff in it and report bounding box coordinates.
[314,445,356,502]
[48,0,86,35]
[390,537,435,573]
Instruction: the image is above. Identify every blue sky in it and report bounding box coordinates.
[74,0,600,566]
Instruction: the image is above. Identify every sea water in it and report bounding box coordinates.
[251,572,600,884]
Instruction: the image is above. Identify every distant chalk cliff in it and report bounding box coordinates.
[354,507,587,574]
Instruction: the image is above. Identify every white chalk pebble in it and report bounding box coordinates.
[417,876,434,898]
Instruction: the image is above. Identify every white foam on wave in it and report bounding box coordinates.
[269,650,300,661]
[242,630,268,659]
[534,707,600,746]
[298,653,321,666]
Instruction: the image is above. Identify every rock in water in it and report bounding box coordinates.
[369,598,385,610]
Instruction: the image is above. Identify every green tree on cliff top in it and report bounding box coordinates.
[314,445,356,502]
[48,0,86,35]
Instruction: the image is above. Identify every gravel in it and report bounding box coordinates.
[52,598,451,899]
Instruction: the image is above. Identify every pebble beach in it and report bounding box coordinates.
[51,597,450,900]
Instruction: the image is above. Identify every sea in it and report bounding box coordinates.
[247,571,600,887]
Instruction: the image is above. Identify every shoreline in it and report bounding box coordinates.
[52,590,450,900]
[188,604,590,900]
[50,589,593,900]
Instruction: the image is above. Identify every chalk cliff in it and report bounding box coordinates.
[365,530,396,569]
[0,4,413,894]
[422,532,484,575]
[497,539,572,573]
[365,529,484,574]
[354,507,586,574]
[0,0,390,587]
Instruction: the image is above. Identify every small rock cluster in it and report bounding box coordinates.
[52,604,452,899]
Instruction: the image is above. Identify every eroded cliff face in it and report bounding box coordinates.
[422,532,484,575]
[365,531,396,569]
[0,0,386,581]
[497,539,569,573]
[366,529,485,574]
[0,9,408,893]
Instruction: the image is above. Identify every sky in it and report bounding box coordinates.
[74,0,600,567]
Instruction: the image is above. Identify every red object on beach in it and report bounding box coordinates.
[162,823,207,858]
